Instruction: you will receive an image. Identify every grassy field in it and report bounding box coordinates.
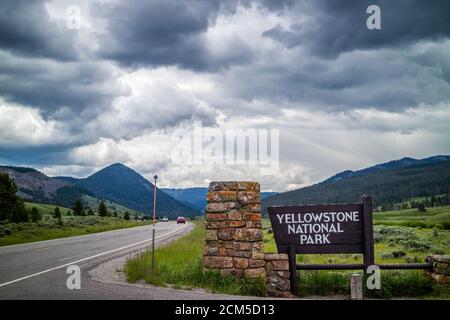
[373,205,450,228]
[81,195,144,217]
[0,202,147,246]
[124,222,266,296]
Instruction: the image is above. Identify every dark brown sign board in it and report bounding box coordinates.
[267,195,375,295]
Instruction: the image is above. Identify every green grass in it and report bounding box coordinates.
[373,205,450,229]
[297,269,449,299]
[81,195,144,217]
[24,202,66,215]
[0,202,148,246]
[124,222,266,296]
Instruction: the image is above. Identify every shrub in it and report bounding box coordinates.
[441,221,450,230]
[400,239,432,252]
[380,252,391,259]
[30,207,41,223]
[391,250,407,258]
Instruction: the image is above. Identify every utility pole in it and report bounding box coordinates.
[152,174,158,273]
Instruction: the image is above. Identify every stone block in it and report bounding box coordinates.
[204,256,233,269]
[206,213,228,221]
[249,259,266,268]
[207,191,237,203]
[233,251,252,258]
[272,260,290,271]
[238,191,260,205]
[203,246,218,256]
[234,228,263,242]
[244,268,266,278]
[206,221,229,229]
[230,220,246,228]
[209,182,237,192]
[252,252,265,260]
[234,242,252,251]
[228,212,242,220]
[218,228,235,240]
[206,202,237,213]
[205,230,218,241]
[246,221,262,228]
[237,182,260,191]
[265,253,289,261]
[234,258,249,269]
[244,213,261,221]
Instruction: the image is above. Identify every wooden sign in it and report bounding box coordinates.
[267,195,374,262]
[267,195,436,296]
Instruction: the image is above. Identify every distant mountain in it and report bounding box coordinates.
[162,187,277,212]
[162,187,208,212]
[0,165,92,208]
[0,163,195,218]
[262,156,450,214]
[322,155,450,184]
[69,164,198,218]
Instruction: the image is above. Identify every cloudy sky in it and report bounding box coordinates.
[1,0,450,191]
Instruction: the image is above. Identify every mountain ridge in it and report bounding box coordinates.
[262,157,450,214]
[322,155,450,184]
[0,163,199,218]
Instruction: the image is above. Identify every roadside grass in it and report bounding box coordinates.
[0,203,147,246]
[263,215,450,299]
[124,222,266,296]
[297,269,449,299]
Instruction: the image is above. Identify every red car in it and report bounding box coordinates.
[176,216,186,224]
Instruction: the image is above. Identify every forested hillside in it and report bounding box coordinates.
[262,160,450,214]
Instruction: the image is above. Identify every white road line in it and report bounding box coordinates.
[0,224,190,288]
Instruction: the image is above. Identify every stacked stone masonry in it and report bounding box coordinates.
[264,253,293,298]
[426,255,450,285]
[203,181,266,279]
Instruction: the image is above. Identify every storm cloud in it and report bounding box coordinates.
[263,0,450,58]
[0,0,449,190]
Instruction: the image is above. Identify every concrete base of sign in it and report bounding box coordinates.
[350,274,363,300]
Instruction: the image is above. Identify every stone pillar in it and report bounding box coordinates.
[264,253,292,297]
[425,255,450,285]
[203,181,266,279]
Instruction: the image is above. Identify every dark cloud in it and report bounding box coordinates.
[96,0,254,71]
[263,0,450,58]
[0,51,127,115]
[0,0,78,60]
[215,45,450,112]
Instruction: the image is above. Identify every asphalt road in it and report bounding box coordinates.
[0,221,225,299]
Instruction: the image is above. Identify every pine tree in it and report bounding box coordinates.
[123,212,130,220]
[417,203,426,212]
[0,172,27,222]
[73,199,84,216]
[87,208,95,216]
[54,207,61,219]
[98,201,108,217]
[31,207,41,223]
